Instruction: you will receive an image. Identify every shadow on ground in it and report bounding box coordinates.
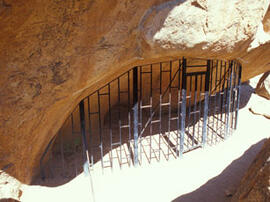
[239,81,254,108]
[172,138,267,202]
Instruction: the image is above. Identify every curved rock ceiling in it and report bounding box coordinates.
[0,0,269,183]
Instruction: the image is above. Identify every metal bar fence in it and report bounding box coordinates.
[39,57,242,186]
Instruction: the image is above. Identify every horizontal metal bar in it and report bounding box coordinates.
[186,71,207,76]
[170,117,178,121]
[99,93,109,96]
[120,125,130,129]
[141,105,152,109]
[102,165,113,169]
[151,120,160,124]
[111,142,121,146]
[120,91,129,94]
[141,71,152,74]
[190,110,200,115]
[161,102,170,106]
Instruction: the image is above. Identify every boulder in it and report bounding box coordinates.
[0,0,270,184]
[232,138,270,202]
[255,71,270,100]
[249,72,270,119]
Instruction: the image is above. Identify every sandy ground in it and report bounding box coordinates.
[20,76,270,202]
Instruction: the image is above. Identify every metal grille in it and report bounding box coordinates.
[39,57,241,182]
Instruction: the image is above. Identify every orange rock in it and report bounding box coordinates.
[232,138,270,202]
[255,71,270,100]
[0,0,270,184]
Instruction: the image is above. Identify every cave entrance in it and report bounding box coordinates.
[39,57,241,185]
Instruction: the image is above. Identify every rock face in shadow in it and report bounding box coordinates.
[232,138,270,202]
[0,0,270,184]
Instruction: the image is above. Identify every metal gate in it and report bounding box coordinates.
[39,57,241,183]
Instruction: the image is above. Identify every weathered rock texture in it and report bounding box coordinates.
[232,138,270,202]
[255,71,270,100]
[0,0,270,184]
[249,72,270,119]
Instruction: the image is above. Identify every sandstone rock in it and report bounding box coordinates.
[255,71,270,100]
[0,0,270,184]
[249,72,270,119]
[232,138,270,202]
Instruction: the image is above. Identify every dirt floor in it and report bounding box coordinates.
[19,75,270,202]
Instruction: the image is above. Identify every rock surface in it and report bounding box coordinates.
[255,71,270,100]
[0,0,270,185]
[249,72,270,119]
[232,138,270,202]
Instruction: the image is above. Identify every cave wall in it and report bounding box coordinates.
[0,0,270,183]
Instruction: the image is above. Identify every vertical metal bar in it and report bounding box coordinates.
[133,67,139,166]
[79,100,87,161]
[225,62,233,138]
[188,76,192,147]
[230,62,235,135]
[220,62,225,137]
[159,62,162,161]
[192,76,198,146]
[222,62,228,135]
[139,66,143,163]
[231,62,237,132]
[97,91,104,171]
[128,71,131,166]
[87,97,92,172]
[202,60,210,147]
[180,57,187,157]
[234,64,242,129]
[150,65,153,162]
[177,59,181,156]
[108,84,113,169]
[217,61,223,136]
[168,61,172,158]
[117,77,122,167]
[214,61,219,143]
[224,62,229,136]
[87,98,94,168]
[197,74,202,143]
[209,60,214,145]
[79,100,95,202]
